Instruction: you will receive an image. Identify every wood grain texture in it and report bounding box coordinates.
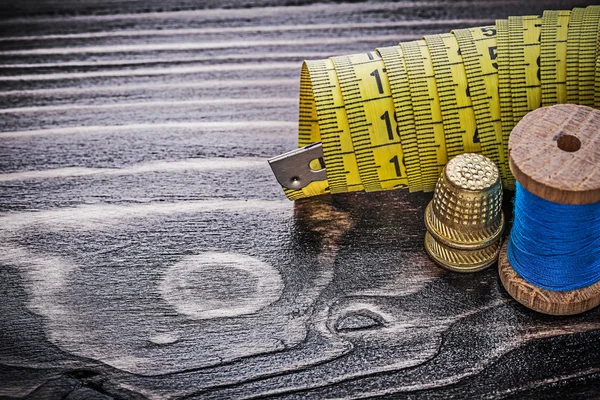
[1,1,599,399]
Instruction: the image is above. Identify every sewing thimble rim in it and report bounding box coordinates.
[425,231,502,272]
[425,203,505,250]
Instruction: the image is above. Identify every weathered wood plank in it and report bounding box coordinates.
[0,1,598,399]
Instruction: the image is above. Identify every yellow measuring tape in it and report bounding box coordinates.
[270,6,600,200]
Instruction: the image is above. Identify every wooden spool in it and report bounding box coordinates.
[499,104,600,315]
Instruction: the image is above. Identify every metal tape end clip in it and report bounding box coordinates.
[268,142,327,190]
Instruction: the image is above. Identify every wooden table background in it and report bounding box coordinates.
[1,0,599,398]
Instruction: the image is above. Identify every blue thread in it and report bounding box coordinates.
[507,182,600,291]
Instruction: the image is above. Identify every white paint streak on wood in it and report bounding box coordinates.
[0,246,77,329]
[0,53,330,69]
[0,157,268,182]
[486,368,600,399]
[0,121,296,138]
[0,79,298,97]
[0,1,547,24]
[0,35,417,56]
[0,20,494,41]
[149,332,180,345]
[0,98,296,114]
[0,199,291,234]
[0,62,300,81]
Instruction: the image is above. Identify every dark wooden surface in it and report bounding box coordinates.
[1,1,599,399]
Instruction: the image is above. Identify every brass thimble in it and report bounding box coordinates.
[424,153,505,272]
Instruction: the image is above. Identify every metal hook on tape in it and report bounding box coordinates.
[268,142,327,190]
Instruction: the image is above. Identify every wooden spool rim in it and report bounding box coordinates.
[508,104,600,204]
[500,104,600,315]
[498,240,600,315]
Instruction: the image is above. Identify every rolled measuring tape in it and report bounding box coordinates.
[498,104,600,315]
[268,5,600,201]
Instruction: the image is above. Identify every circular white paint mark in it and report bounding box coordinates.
[159,252,283,319]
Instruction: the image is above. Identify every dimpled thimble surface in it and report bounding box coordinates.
[424,153,505,272]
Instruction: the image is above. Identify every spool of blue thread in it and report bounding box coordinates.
[498,104,600,315]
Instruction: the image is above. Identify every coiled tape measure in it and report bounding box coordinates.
[269,6,600,200]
